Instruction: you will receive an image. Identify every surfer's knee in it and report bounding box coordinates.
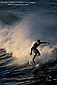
[37,52,40,56]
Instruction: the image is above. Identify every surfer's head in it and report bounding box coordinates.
[37,40,40,43]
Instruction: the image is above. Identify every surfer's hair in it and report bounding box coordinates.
[37,40,40,42]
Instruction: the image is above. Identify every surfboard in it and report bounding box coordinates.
[29,61,39,67]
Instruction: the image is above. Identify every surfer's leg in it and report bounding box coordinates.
[32,49,37,63]
[37,49,40,56]
[32,49,40,63]
[33,53,37,63]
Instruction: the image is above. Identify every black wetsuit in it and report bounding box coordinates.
[31,41,48,62]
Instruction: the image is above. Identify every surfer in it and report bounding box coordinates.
[30,40,50,63]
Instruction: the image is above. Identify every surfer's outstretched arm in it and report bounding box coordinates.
[40,42,50,44]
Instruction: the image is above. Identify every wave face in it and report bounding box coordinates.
[0,0,57,84]
[0,48,57,85]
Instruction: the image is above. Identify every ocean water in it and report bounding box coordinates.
[0,0,57,85]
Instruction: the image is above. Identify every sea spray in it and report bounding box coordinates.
[0,19,33,65]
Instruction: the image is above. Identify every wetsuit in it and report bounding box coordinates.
[30,41,48,63]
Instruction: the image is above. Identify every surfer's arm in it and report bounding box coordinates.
[30,48,32,55]
[40,42,50,44]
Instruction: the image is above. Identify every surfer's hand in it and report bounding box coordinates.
[30,53,32,55]
[47,42,50,44]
